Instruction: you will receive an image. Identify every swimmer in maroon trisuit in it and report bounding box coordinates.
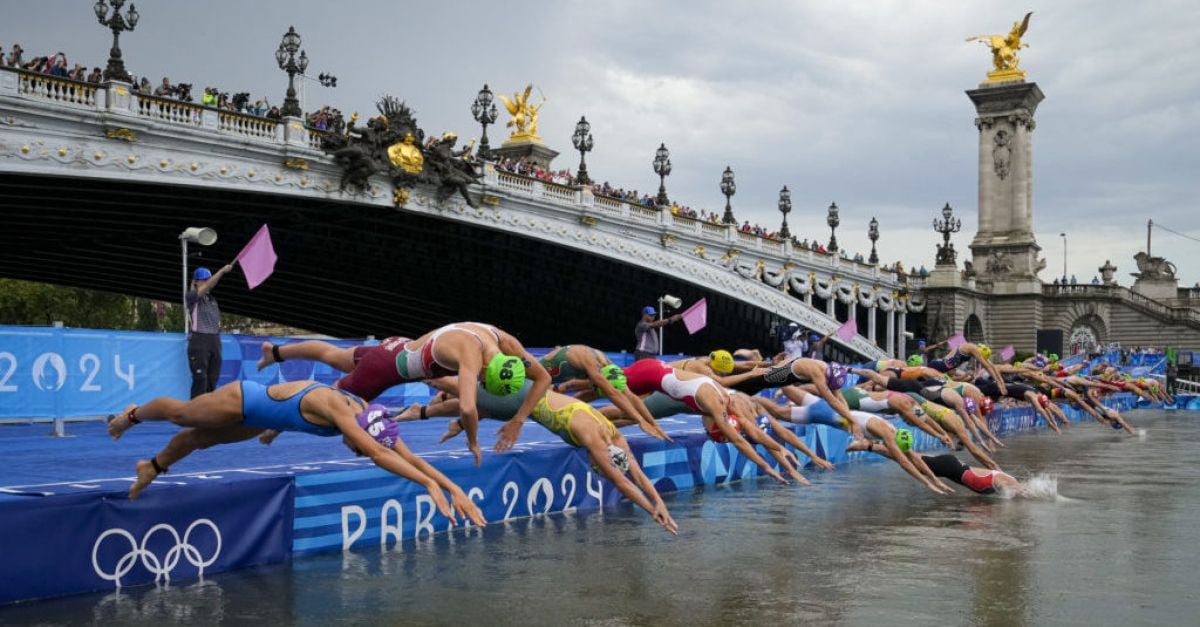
[853,444,1023,496]
[105,380,486,527]
[255,322,551,465]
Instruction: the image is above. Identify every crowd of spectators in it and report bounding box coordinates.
[305,105,345,134]
[495,157,577,186]
[5,44,102,83]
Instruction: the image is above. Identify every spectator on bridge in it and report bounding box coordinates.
[1070,275,1078,285]
[154,77,173,97]
[7,44,23,68]
[634,306,682,361]
[186,264,234,398]
[1092,275,1101,285]
[86,67,102,83]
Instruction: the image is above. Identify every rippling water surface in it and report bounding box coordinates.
[5,410,1200,626]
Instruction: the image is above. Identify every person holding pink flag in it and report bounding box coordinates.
[185,263,235,398]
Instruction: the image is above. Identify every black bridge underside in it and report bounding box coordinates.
[0,172,834,356]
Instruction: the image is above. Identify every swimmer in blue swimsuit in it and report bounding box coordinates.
[106,381,486,527]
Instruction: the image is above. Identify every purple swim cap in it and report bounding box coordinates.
[826,361,848,390]
[964,397,978,415]
[356,404,399,448]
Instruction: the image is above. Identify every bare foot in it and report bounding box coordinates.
[256,342,276,371]
[258,429,281,445]
[439,419,464,443]
[128,459,159,500]
[397,403,423,422]
[106,404,139,440]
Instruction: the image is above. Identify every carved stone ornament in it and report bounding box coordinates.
[104,127,137,143]
[992,129,1011,180]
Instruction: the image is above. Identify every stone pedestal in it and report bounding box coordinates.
[966,81,1045,286]
[491,138,559,169]
[925,265,962,288]
[1132,276,1178,301]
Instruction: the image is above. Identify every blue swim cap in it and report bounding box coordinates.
[193,267,213,280]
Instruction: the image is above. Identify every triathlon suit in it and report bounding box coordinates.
[642,392,694,419]
[840,387,897,414]
[539,346,607,384]
[239,380,354,437]
[910,394,959,428]
[730,358,813,395]
[927,350,969,373]
[921,454,1009,494]
[474,380,615,447]
[884,377,943,405]
[397,323,502,381]
[624,359,717,413]
[789,398,849,429]
[334,336,412,401]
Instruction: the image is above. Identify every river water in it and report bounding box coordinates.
[4,410,1199,626]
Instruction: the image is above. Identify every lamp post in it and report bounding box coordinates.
[1060,232,1067,282]
[657,294,682,355]
[93,0,139,83]
[826,202,840,252]
[719,167,736,224]
[653,143,672,206]
[275,26,308,118]
[471,84,498,161]
[571,116,594,185]
[932,202,962,266]
[178,227,217,334]
[868,216,880,265]
[778,186,792,239]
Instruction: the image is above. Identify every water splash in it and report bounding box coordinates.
[999,473,1064,500]
[1138,429,1148,440]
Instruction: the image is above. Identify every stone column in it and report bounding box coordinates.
[868,305,877,344]
[897,310,908,360]
[966,81,1045,292]
[886,308,896,357]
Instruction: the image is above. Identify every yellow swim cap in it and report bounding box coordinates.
[978,344,993,360]
[709,350,735,375]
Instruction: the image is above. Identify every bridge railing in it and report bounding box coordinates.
[0,68,903,291]
[1042,283,1200,325]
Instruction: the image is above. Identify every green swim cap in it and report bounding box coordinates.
[907,355,924,367]
[895,428,914,453]
[484,353,525,396]
[597,364,627,398]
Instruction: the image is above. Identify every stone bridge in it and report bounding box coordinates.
[0,68,925,358]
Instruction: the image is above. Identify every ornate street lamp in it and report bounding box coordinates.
[720,166,736,224]
[571,116,594,184]
[94,0,139,83]
[826,202,840,252]
[653,143,672,206]
[933,202,962,266]
[868,216,880,264]
[471,84,498,161]
[275,26,308,118]
[778,186,792,238]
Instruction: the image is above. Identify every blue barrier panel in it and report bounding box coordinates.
[0,476,293,604]
[0,326,189,419]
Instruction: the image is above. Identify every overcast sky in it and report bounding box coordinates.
[7,1,1198,285]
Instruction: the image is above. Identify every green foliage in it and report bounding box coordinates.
[0,279,138,328]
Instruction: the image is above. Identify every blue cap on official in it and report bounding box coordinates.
[642,306,657,316]
[193,267,213,280]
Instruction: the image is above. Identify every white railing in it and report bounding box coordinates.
[540,181,577,203]
[702,222,728,239]
[629,204,659,223]
[592,194,625,216]
[307,128,326,150]
[16,72,97,107]
[135,93,202,126]
[496,171,535,195]
[218,111,278,141]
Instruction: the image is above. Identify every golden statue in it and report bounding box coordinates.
[498,84,546,143]
[386,132,424,174]
[967,12,1032,83]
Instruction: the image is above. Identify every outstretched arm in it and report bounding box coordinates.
[494,335,551,453]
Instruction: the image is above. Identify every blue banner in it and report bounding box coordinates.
[0,326,189,420]
[0,476,293,604]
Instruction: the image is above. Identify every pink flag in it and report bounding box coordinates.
[235,224,277,290]
[1000,345,1015,361]
[681,298,707,335]
[835,318,857,342]
[946,333,966,350]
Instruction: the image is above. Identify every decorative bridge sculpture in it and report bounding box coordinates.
[0,68,924,359]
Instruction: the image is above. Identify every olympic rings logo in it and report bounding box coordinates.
[91,519,222,586]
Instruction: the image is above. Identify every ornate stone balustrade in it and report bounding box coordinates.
[136,93,202,126]
[16,73,97,108]
[219,110,279,140]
